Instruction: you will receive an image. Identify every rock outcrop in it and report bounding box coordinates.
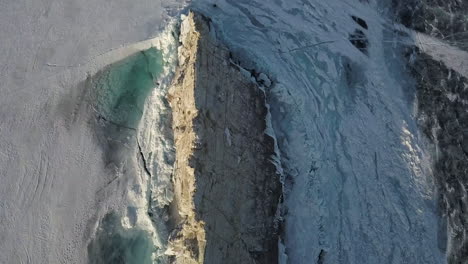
[394,2,468,262]
[392,0,468,52]
[406,49,468,264]
[166,12,281,264]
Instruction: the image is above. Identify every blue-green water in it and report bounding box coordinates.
[95,47,164,129]
[88,47,164,264]
[88,213,154,264]
[89,47,164,165]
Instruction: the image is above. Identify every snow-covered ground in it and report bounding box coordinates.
[0,1,185,263]
[0,0,449,263]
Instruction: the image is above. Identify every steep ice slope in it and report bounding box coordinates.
[191,0,445,263]
[0,1,186,263]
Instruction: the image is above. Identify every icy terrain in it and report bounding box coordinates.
[0,0,459,263]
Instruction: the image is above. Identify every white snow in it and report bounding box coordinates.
[0,1,186,263]
[415,33,468,78]
[258,72,272,87]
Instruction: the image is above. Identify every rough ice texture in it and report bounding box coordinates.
[166,12,281,264]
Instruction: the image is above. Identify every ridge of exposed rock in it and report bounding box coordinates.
[393,2,468,262]
[166,11,281,264]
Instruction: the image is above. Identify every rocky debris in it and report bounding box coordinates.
[349,29,368,55]
[166,11,281,264]
[351,15,368,30]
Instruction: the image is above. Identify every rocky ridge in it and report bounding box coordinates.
[166,11,282,264]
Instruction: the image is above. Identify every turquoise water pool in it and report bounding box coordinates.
[88,47,165,263]
[88,213,154,264]
[94,47,164,129]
